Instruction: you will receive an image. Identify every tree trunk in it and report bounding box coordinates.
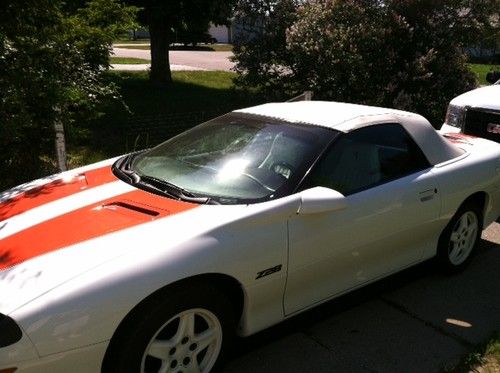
[149,19,172,85]
[53,106,67,172]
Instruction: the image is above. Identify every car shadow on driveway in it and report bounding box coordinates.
[225,236,500,373]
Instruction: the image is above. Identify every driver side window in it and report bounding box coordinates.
[304,124,430,195]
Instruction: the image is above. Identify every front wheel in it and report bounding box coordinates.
[437,203,482,273]
[104,284,235,373]
[141,307,223,372]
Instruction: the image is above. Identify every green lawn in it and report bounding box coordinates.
[116,44,233,52]
[482,335,500,370]
[67,70,262,168]
[114,39,150,44]
[447,332,500,372]
[468,63,500,85]
[115,45,151,50]
[105,70,250,115]
[472,333,500,372]
[110,57,150,64]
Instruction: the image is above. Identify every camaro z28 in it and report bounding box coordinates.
[1,101,500,373]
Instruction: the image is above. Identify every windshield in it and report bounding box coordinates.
[129,113,336,204]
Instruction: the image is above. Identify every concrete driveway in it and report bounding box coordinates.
[112,47,235,71]
[224,224,500,372]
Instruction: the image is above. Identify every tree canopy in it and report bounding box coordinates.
[233,0,500,125]
[0,0,137,189]
[123,0,236,84]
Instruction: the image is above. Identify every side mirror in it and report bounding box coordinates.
[298,186,347,215]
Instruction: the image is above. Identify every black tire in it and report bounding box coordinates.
[103,282,235,373]
[437,202,482,273]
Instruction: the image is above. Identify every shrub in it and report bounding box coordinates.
[233,0,499,125]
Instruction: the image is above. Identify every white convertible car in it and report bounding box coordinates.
[1,101,499,373]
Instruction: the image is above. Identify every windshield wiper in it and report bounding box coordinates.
[138,175,213,204]
[115,154,216,204]
[121,167,141,184]
[114,153,142,184]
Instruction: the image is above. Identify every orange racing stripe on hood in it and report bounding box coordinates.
[0,190,197,270]
[0,165,117,222]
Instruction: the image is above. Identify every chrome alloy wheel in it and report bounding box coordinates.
[141,308,223,373]
[448,211,478,266]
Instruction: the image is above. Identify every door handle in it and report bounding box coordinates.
[419,188,437,202]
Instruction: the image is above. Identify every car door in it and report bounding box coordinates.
[284,123,441,315]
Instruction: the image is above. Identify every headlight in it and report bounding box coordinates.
[0,314,22,347]
[445,104,466,129]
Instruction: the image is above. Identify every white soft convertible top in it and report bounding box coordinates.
[235,101,464,165]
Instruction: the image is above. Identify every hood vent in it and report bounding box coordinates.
[104,202,160,217]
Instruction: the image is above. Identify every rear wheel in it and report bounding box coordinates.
[438,202,482,272]
[104,284,235,373]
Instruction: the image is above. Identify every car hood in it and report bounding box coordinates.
[0,159,203,314]
[450,85,500,111]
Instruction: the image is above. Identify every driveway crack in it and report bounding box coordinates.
[380,297,474,348]
[301,329,332,352]
[300,330,381,373]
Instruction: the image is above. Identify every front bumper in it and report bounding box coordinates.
[0,339,108,373]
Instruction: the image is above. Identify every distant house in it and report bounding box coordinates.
[208,20,264,44]
[128,26,231,43]
[208,24,232,43]
[466,39,500,63]
[127,21,262,44]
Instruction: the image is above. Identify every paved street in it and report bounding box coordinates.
[225,224,500,373]
[112,47,235,71]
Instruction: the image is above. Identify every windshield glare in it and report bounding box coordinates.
[131,113,335,203]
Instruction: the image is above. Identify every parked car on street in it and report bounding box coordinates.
[174,29,217,46]
[1,101,500,373]
[441,80,500,142]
